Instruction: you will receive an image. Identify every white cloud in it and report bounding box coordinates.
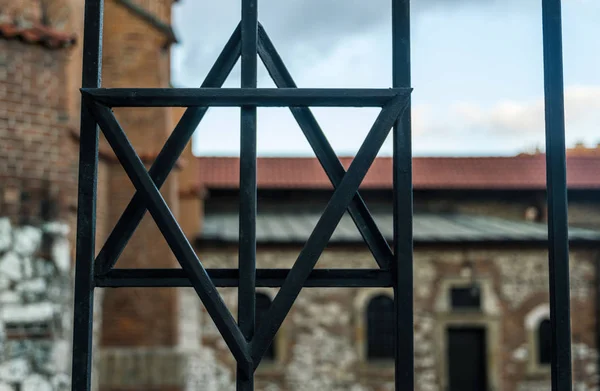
[449,85,600,143]
[176,0,600,157]
[453,99,544,134]
[192,86,600,157]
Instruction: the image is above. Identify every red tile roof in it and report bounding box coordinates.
[0,23,76,49]
[196,155,600,190]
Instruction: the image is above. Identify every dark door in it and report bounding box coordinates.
[447,327,488,391]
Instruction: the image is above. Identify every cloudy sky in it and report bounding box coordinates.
[171,0,600,157]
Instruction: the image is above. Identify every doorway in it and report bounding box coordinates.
[447,327,488,391]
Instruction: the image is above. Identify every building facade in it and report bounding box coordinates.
[0,1,79,390]
[0,1,196,391]
[191,156,600,391]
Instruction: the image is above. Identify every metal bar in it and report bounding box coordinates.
[250,95,410,367]
[95,268,393,288]
[596,255,600,382]
[541,0,572,389]
[392,0,414,389]
[81,87,410,107]
[87,101,252,376]
[257,24,393,270]
[71,1,103,390]
[94,24,242,276]
[238,0,258,387]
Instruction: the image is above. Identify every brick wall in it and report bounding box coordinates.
[0,5,83,391]
[1,0,186,389]
[65,0,85,129]
[172,107,203,239]
[127,0,174,25]
[97,1,182,390]
[0,39,78,222]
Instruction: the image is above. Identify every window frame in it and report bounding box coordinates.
[526,303,552,375]
[449,285,482,312]
[354,288,395,372]
[365,294,396,361]
[4,320,54,341]
[537,318,552,366]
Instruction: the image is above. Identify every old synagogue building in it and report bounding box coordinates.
[1,1,600,391]
[190,155,600,391]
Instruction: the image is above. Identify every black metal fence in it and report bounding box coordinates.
[71,0,571,390]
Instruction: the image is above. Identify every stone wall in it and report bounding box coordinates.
[0,218,72,391]
[191,246,599,391]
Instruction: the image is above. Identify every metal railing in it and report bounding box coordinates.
[71,0,571,390]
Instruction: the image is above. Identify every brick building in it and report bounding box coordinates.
[2,1,600,391]
[191,156,600,391]
[0,1,196,390]
[0,1,80,390]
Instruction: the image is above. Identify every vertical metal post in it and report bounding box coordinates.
[238,0,258,389]
[71,0,103,390]
[392,0,414,390]
[541,0,572,390]
[596,255,600,381]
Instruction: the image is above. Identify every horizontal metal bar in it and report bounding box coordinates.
[80,88,411,107]
[95,269,392,288]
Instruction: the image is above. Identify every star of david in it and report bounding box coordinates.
[83,22,411,378]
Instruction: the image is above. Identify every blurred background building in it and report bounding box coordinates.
[0,1,194,390]
[193,155,600,391]
[1,1,600,391]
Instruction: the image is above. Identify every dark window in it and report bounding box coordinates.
[5,321,52,340]
[538,318,552,365]
[256,293,275,360]
[450,286,481,310]
[366,295,395,360]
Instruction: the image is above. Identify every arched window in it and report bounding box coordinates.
[524,304,551,373]
[255,292,275,360]
[538,318,551,365]
[366,295,395,360]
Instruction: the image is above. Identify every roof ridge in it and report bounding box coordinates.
[195,155,600,191]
